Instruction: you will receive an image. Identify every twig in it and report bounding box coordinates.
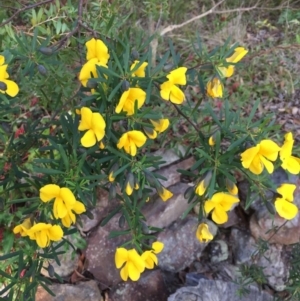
[0,0,54,27]
[159,0,259,36]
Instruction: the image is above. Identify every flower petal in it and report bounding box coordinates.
[115,248,128,268]
[259,140,280,161]
[40,184,61,202]
[3,79,19,97]
[91,112,106,141]
[212,205,228,224]
[170,85,185,104]
[81,129,96,147]
[275,198,298,220]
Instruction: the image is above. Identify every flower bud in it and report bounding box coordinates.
[47,264,55,277]
[184,186,194,199]
[37,64,47,76]
[144,170,157,187]
[144,127,157,139]
[108,163,119,182]
[225,178,238,195]
[131,49,139,60]
[109,184,116,199]
[0,81,7,91]
[195,171,212,196]
[124,172,135,196]
[266,201,276,215]
[39,47,53,55]
[122,80,130,91]
[163,63,174,72]
[141,221,150,234]
[118,215,126,228]
[86,79,98,89]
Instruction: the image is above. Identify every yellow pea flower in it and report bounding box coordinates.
[115,88,146,116]
[195,171,212,196]
[209,136,215,146]
[78,58,106,87]
[204,192,239,224]
[13,218,32,237]
[150,119,170,134]
[207,78,223,98]
[275,183,298,220]
[157,186,173,202]
[0,55,19,97]
[241,140,280,175]
[85,38,110,65]
[280,132,300,174]
[226,47,248,64]
[196,223,214,243]
[225,178,238,195]
[130,60,148,77]
[160,67,187,104]
[115,248,145,281]
[144,127,158,139]
[61,201,86,228]
[27,223,63,248]
[141,241,164,269]
[117,131,147,156]
[78,107,106,148]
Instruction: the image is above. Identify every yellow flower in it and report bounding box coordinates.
[0,55,19,97]
[157,186,173,202]
[144,127,158,139]
[117,131,147,156]
[115,88,146,116]
[150,119,170,134]
[39,184,86,226]
[130,60,148,77]
[207,78,223,98]
[108,172,115,182]
[204,192,239,224]
[160,67,187,104]
[85,38,110,65]
[196,223,214,243]
[241,140,281,175]
[13,218,32,237]
[78,107,106,147]
[275,183,298,220]
[115,248,145,281]
[141,241,164,269]
[217,47,248,78]
[166,67,187,85]
[78,58,105,87]
[125,173,135,196]
[27,223,63,248]
[209,136,215,146]
[195,171,212,196]
[225,178,238,195]
[280,132,300,174]
[226,47,248,64]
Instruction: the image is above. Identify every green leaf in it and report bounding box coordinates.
[247,98,260,125]
[32,167,64,175]
[100,205,122,226]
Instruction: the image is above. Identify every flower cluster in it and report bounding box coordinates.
[207,46,248,98]
[39,184,86,227]
[0,55,19,97]
[115,241,164,281]
[241,132,300,175]
[13,219,63,248]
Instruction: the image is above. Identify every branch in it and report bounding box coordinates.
[0,0,54,27]
[159,0,259,36]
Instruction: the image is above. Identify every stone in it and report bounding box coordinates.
[85,214,128,288]
[253,243,289,291]
[208,240,228,263]
[109,270,169,301]
[35,280,102,301]
[168,279,273,301]
[230,228,257,264]
[143,182,191,229]
[157,217,217,272]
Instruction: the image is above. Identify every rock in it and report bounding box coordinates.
[157,217,217,272]
[143,183,191,229]
[35,280,102,301]
[85,214,128,288]
[253,243,289,291]
[109,270,169,301]
[168,279,273,301]
[42,231,87,278]
[230,228,257,264]
[243,169,300,245]
[208,240,228,263]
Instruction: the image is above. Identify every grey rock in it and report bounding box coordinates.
[35,280,102,301]
[168,279,273,301]
[230,228,257,264]
[253,243,289,291]
[143,182,191,230]
[109,270,169,301]
[157,217,217,272]
[209,240,228,263]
